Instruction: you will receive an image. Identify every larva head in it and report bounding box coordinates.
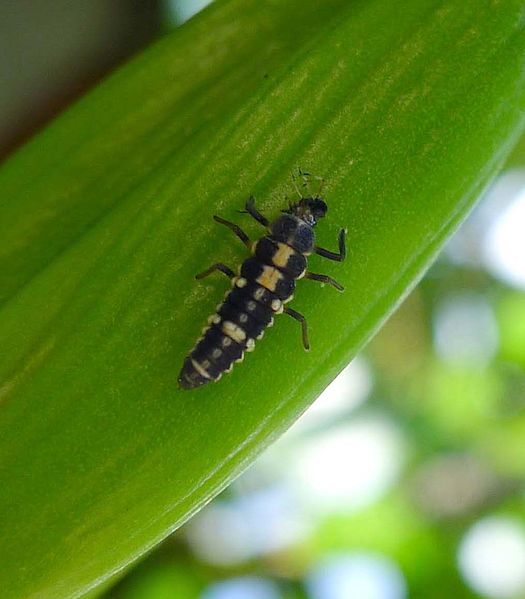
[286,197,328,227]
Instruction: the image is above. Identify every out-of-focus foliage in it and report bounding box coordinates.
[2,0,525,597]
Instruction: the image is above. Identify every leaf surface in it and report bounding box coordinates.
[1,0,525,596]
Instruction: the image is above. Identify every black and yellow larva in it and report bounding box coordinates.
[178,190,346,390]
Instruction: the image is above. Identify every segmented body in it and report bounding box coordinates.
[178,214,312,389]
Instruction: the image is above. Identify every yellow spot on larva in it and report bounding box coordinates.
[191,359,212,379]
[222,320,247,343]
[272,243,295,268]
[256,265,282,292]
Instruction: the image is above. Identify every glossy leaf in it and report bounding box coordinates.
[1,0,525,597]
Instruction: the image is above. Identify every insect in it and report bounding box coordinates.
[178,178,346,390]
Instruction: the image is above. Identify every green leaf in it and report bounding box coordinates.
[1,0,525,596]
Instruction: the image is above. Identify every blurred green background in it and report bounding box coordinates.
[2,2,525,598]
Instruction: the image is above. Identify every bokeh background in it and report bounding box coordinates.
[2,2,525,598]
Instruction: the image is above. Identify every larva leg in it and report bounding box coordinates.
[239,195,269,228]
[315,228,346,262]
[305,271,344,291]
[213,215,251,249]
[196,263,235,280]
[284,306,310,351]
